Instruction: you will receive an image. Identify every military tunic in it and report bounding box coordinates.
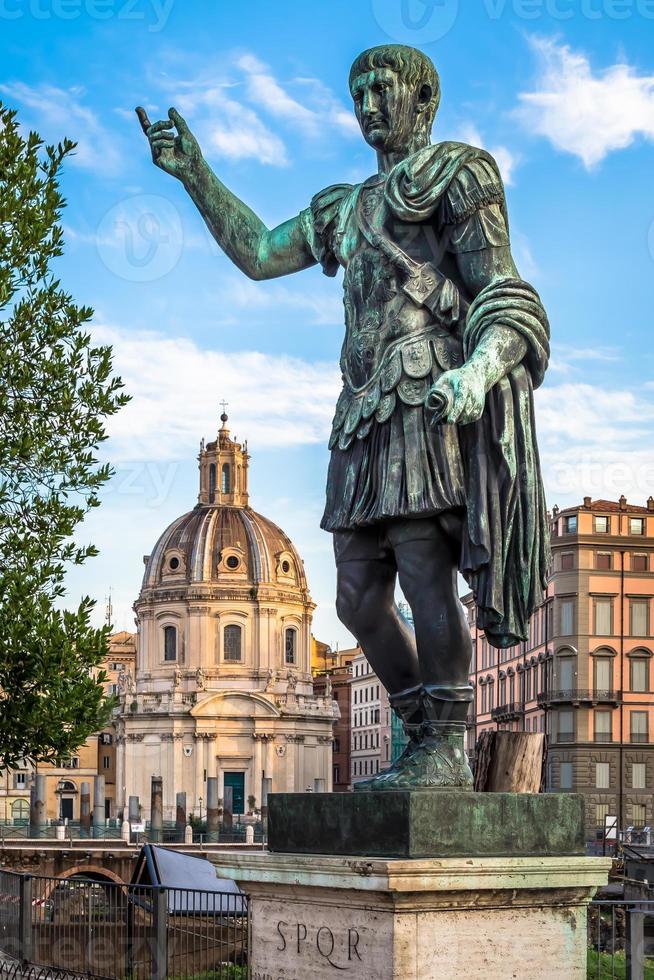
[300,143,509,532]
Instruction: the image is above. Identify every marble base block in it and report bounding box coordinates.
[211,852,611,979]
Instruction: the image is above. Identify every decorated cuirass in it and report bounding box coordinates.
[329,177,464,451]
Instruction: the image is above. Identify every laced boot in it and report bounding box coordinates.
[367,684,474,791]
[353,685,423,792]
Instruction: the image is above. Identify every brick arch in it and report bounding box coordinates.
[60,864,125,884]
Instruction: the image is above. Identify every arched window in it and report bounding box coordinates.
[224,624,242,662]
[209,464,216,502]
[285,628,296,666]
[12,799,28,824]
[164,625,177,662]
[221,463,231,494]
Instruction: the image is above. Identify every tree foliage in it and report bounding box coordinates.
[0,103,129,767]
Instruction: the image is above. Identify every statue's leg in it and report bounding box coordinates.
[364,517,473,790]
[333,528,421,695]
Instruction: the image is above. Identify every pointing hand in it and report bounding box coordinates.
[136,106,202,183]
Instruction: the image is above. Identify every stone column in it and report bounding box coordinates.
[175,792,187,839]
[128,796,140,823]
[30,775,46,838]
[253,734,263,803]
[80,782,91,837]
[206,776,219,838]
[115,735,125,818]
[92,775,106,838]
[194,734,204,813]
[150,775,163,843]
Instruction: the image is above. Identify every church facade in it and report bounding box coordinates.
[116,414,336,821]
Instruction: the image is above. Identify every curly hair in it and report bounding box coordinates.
[349,44,441,126]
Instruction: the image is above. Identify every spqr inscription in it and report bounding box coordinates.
[276,919,363,970]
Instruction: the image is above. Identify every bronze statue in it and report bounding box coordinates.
[137,44,550,790]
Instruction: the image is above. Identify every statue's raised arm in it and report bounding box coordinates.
[136,106,316,281]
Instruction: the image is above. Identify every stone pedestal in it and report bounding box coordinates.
[211,851,611,979]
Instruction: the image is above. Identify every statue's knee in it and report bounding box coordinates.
[336,583,382,637]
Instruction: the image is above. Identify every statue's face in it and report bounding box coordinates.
[351,66,425,152]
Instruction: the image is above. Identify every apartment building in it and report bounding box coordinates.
[313,646,357,792]
[350,649,392,787]
[466,495,654,838]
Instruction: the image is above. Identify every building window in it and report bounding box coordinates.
[594,658,612,694]
[209,464,216,502]
[632,763,646,789]
[596,803,610,828]
[561,552,574,571]
[631,711,648,744]
[630,658,649,694]
[559,657,575,691]
[560,762,573,789]
[221,463,231,494]
[596,762,610,789]
[13,773,27,789]
[224,624,242,662]
[102,756,111,770]
[285,628,297,665]
[558,710,574,742]
[596,552,612,570]
[333,765,340,784]
[630,599,649,637]
[11,799,29,823]
[594,598,613,636]
[560,599,574,636]
[594,516,610,534]
[633,554,649,573]
[630,518,645,536]
[633,803,647,826]
[564,515,578,534]
[163,625,177,662]
[594,711,612,743]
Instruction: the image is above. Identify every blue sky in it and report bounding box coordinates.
[2,0,654,645]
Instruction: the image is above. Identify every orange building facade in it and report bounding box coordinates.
[466,495,654,839]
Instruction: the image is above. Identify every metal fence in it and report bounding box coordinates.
[588,900,654,979]
[0,821,265,846]
[0,869,248,979]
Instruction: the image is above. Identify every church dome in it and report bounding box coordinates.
[140,414,308,594]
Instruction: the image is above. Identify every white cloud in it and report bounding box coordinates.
[0,82,123,176]
[237,55,319,135]
[214,275,343,326]
[453,122,519,186]
[536,381,654,506]
[516,37,654,168]
[93,324,341,463]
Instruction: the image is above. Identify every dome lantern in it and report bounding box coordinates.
[198,406,249,508]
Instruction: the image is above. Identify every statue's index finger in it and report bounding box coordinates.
[135,106,152,135]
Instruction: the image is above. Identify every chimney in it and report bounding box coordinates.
[619,494,627,510]
[648,496,654,512]
[583,496,592,508]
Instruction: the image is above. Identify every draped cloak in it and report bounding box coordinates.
[300,141,551,649]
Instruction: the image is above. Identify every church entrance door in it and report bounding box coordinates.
[223,772,245,815]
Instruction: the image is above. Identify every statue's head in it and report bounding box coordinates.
[349,44,440,153]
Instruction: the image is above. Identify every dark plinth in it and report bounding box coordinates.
[268,791,585,858]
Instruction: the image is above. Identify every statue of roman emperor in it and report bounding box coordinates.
[138,44,550,790]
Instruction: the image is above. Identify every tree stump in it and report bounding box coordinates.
[474,731,547,793]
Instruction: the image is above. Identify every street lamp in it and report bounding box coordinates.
[198,795,203,823]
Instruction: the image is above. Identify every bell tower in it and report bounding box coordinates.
[198,408,249,507]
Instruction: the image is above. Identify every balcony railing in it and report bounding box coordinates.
[537,689,619,706]
[491,702,523,721]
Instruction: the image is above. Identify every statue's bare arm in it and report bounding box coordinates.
[136,107,316,281]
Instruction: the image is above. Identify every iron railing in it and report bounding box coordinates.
[588,900,654,979]
[0,821,265,846]
[0,868,248,979]
[538,689,619,705]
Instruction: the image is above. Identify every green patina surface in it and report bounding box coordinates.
[268,791,585,858]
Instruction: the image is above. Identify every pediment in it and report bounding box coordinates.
[190,690,280,719]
